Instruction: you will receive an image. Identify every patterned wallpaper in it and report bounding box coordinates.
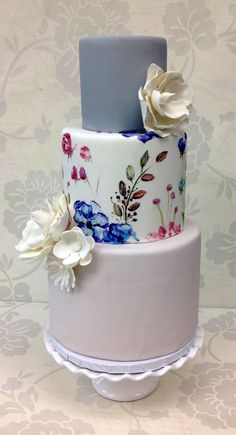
[0,0,235,306]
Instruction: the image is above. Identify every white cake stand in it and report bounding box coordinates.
[44,327,203,401]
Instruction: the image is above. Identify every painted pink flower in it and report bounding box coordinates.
[80,146,91,162]
[147,225,167,241]
[71,166,78,182]
[174,224,181,234]
[158,226,167,239]
[62,133,73,157]
[79,167,88,182]
[168,221,181,236]
[146,231,159,241]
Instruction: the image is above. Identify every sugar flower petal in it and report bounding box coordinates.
[79,252,92,266]
[15,192,69,261]
[139,63,193,136]
[50,225,95,290]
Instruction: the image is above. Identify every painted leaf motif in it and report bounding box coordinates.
[119,180,126,196]
[132,190,146,199]
[156,151,168,162]
[128,202,140,211]
[113,203,122,217]
[141,173,155,181]
[126,165,135,181]
[140,150,149,169]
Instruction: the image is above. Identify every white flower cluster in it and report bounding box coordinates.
[138,63,193,137]
[15,193,95,293]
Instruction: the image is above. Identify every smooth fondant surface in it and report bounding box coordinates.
[79,36,167,132]
[48,218,200,362]
[62,128,187,243]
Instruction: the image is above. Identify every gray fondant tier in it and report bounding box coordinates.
[79,36,167,133]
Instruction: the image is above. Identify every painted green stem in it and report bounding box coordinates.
[167,191,170,220]
[157,205,165,227]
[124,166,151,223]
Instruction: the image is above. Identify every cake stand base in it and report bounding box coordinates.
[92,376,160,401]
[44,326,203,402]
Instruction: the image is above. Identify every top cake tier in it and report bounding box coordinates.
[79,36,167,133]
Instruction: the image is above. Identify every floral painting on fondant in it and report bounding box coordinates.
[120,130,161,143]
[147,185,181,241]
[73,200,137,244]
[177,133,187,223]
[61,129,188,244]
[62,132,74,158]
[111,149,168,225]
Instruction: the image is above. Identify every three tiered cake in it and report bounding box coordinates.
[16,36,201,375]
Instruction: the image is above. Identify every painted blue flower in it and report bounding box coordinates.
[178,177,186,194]
[73,200,109,242]
[121,130,161,143]
[178,133,187,157]
[103,223,137,244]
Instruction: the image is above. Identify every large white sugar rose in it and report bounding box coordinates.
[138,63,193,137]
[47,254,76,293]
[53,227,95,268]
[16,193,69,259]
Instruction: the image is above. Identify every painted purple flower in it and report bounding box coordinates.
[174,206,178,214]
[166,184,173,191]
[178,134,187,157]
[74,200,109,242]
[121,130,161,143]
[79,167,88,182]
[73,200,137,244]
[171,192,176,200]
[80,146,91,162]
[103,223,137,244]
[153,198,161,205]
[62,133,73,157]
[71,166,78,182]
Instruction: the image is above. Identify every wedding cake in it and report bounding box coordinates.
[16,36,201,374]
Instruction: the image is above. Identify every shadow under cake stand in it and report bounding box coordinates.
[44,326,203,402]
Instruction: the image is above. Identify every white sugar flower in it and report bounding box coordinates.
[15,219,54,259]
[47,255,76,293]
[16,193,69,259]
[47,227,95,292]
[53,227,95,268]
[138,63,193,137]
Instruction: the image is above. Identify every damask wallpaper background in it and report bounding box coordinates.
[0,0,236,306]
[0,1,236,434]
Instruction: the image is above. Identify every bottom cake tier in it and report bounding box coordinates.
[48,218,201,363]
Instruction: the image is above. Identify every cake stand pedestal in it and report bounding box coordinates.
[44,327,203,402]
[91,375,160,401]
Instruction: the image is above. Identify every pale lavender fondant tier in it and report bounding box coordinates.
[48,219,201,362]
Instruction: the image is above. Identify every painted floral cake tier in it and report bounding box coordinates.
[62,128,187,244]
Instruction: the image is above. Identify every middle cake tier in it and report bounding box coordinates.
[62,127,187,243]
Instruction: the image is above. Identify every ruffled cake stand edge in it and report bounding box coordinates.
[44,326,204,401]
